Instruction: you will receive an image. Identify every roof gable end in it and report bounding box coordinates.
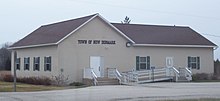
[9,14,135,49]
[10,14,97,49]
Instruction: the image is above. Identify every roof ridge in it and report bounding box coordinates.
[111,23,189,28]
[42,13,97,27]
[9,13,216,49]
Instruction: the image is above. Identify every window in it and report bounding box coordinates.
[24,57,30,70]
[33,57,40,71]
[188,56,200,70]
[16,58,20,70]
[44,56,51,71]
[136,56,150,70]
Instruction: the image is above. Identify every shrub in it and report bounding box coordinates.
[69,82,85,86]
[211,74,218,80]
[0,71,11,80]
[1,75,53,85]
[192,73,209,81]
[2,74,13,82]
[17,77,52,85]
[52,68,69,86]
[52,74,69,86]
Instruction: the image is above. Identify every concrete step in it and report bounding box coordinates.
[97,77,116,80]
[97,81,119,86]
[178,76,187,80]
[96,77,119,86]
[177,80,189,82]
[177,76,189,82]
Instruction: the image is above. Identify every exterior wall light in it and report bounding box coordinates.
[126,42,132,47]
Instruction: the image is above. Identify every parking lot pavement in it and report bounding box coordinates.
[1,82,220,101]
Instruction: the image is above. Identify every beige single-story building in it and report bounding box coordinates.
[9,13,217,83]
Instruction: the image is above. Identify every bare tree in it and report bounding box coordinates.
[121,16,131,24]
[52,68,69,86]
[0,42,12,70]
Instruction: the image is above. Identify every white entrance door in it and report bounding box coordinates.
[166,57,173,68]
[90,56,101,77]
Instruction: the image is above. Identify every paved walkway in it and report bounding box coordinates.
[1,82,220,101]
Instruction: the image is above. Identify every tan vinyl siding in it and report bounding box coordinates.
[11,46,58,78]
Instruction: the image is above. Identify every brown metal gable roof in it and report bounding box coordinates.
[11,14,96,48]
[10,14,216,49]
[112,23,216,46]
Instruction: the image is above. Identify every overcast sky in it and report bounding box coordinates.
[0,0,220,59]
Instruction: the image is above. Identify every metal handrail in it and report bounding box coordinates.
[185,67,192,74]
[107,68,122,84]
[108,67,192,84]
[114,68,122,84]
[115,69,122,77]
[170,67,180,81]
[91,70,98,86]
[184,67,192,81]
[172,67,180,74]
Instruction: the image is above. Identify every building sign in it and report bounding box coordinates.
[78,40,116,45]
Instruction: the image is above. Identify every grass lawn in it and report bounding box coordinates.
[0,81,85,92]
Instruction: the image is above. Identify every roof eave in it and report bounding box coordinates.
[8,43,57,50]
[133,44,217,48]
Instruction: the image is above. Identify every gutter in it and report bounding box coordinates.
[132,44,217,48]
[8,43,57,50]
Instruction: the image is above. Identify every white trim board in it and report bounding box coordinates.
[8,43,57,50]
[133,44,216,48]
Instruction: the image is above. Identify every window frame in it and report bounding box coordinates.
[44,56,51,71]
[16,58,20,70]
[33,57,40,71]
[139,57,147,70]
[188,56,200,70]
[24,57,30,70]
[136,56,150,70]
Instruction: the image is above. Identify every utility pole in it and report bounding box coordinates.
[13,51,17,92]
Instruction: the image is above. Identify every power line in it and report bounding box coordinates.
[73,0,220,22]
[202,33,220,38]
[73,0,220,39]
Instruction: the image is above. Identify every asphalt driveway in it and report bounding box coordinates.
[1,82,220,101]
